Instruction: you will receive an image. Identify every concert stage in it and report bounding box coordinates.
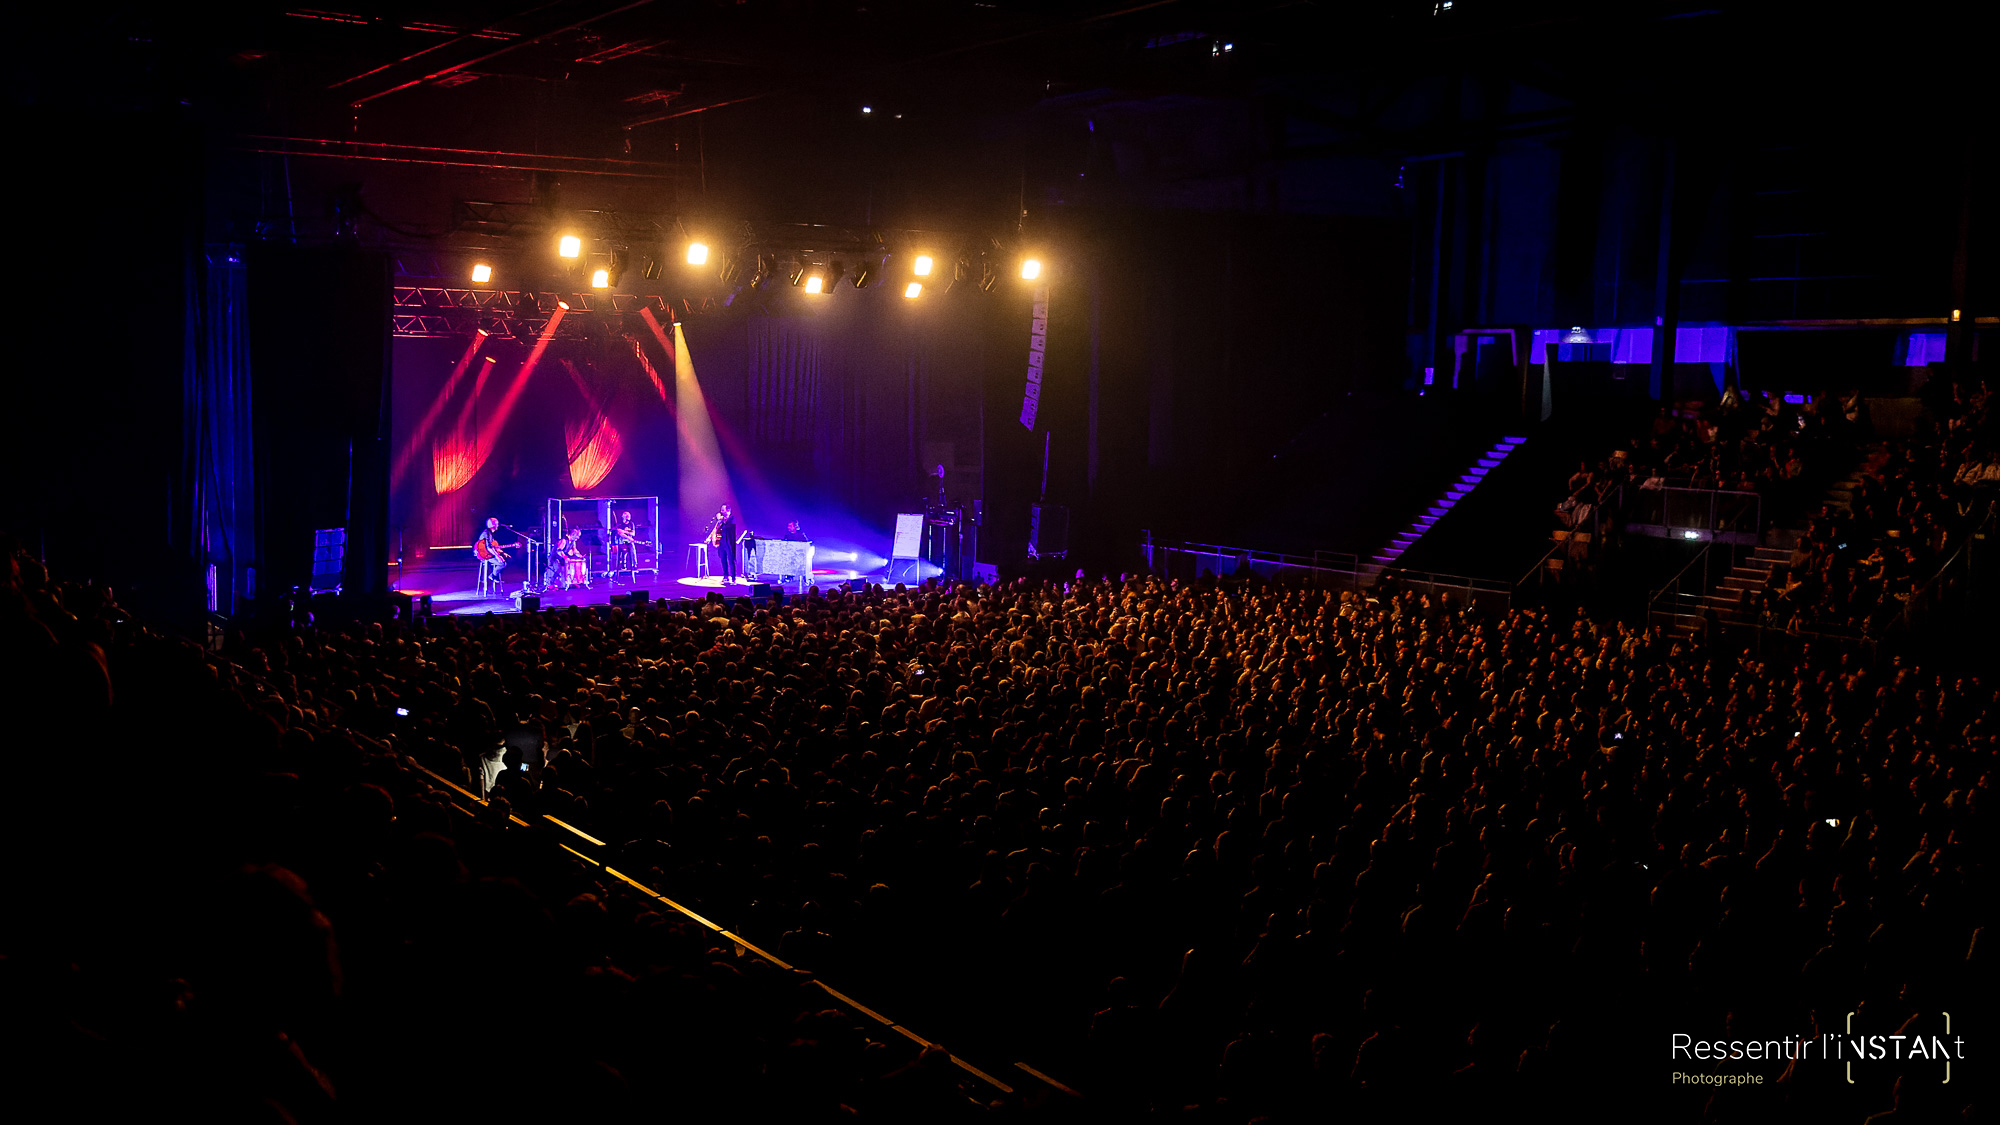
[395,560,889,616]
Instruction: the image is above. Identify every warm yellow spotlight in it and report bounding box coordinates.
[556,300,571,311]
[904,282,922,299]
[913,254,934,277]
[805,276,825,294]
[471,263,493,283]
[591,268,610,288]
[1021,258,1041,280]
[687,242,709,266]
[558,235,582,258]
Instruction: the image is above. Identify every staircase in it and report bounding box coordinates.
[1361,436,1527,584]
[1690,459,1874,623]
[1700,545,1794,621]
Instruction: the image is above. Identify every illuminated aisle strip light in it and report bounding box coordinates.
[1363,436,1527,577]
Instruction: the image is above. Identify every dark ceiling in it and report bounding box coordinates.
[26,1,1989,240]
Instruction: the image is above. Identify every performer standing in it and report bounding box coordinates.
[710,504,739,582]
[783,520,807,541]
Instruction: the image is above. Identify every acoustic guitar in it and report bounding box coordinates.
[474,537,518,562]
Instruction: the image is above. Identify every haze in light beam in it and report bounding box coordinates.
[640,307,734,537]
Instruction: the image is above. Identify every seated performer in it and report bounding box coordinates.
[474,517,521,589]
[559,527,590,589]
[610,509,640,572]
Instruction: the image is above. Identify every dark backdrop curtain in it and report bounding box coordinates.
[183,246,257,615]
[745,318,864,505]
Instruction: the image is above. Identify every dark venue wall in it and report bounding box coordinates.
[247,245,393,601]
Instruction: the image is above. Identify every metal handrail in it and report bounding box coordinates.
[398,757,1024,1099]
[1647,543,1713,620]
[1148,539,1507,607]
[199,650,1032,1104]
[1632,485,1762,540]
[1894,500,1996,629]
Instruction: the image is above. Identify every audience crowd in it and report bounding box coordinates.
[97,563,1984,1120]
[1552,378,1996,636]
[1737,379,1996,635]
[5,426,1991,1122]
[1,542,1005,1124]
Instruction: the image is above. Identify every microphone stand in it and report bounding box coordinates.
[497,524,539,595]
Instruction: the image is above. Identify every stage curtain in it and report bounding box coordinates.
[182,246,257,613]
[745,319,863,497]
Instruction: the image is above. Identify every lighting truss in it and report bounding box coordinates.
[390,286,713,337]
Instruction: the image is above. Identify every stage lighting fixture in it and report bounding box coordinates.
[471,262,493,283]
[789,261,808,287]
[719,253,743,284]
[687,241,709,265]
[556,299,572,310]
[913,254,935,277]
[904,282,922,299]
[852,260,875,289]
[643,255,662,281]
[825,261,847,290]
[591,268,610,288]
[805,274,825,294]
[608,251,629,287]
[1021,258,1042,280]
[558,235,581,258]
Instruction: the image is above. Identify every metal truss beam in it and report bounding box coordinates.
[391,286,720,337]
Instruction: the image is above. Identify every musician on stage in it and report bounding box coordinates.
[610,509,640,572]
[783,520,807,541]
[474,516,515,588]
[558,527,590,589]
[710,504,739,582]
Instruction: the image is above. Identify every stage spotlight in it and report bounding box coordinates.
[904,281,922,299]
[591,268,610,288]
[804,273,825,294]
[642,256,662,281]
[558,235,581,258]
[1021,258,1042,280]
[556,299,572,310]
[471,262,493,284]
[852,260,875,289]
[913,254,935,277]
[687,242,709,266]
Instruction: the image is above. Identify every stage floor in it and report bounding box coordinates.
[394,561,885,615]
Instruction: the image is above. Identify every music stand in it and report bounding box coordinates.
[887,513,924,583]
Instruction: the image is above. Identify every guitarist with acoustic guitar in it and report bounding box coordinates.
[473,516,523,591]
